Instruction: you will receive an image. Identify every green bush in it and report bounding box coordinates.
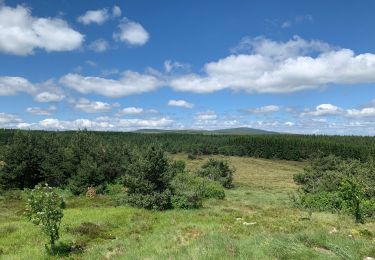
[201,178,225,199]
[123,144,177,210]
[171,172,225,209]
[197,158,234,188]
[25,184,65,254]
[171,173,204,209]
[104,183,125,196]
[293,155,375,222]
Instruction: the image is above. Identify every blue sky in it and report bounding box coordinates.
[1,0,375,134]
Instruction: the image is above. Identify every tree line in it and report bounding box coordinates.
[0,129,374,192]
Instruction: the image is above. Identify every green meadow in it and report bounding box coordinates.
[0,154,374,259]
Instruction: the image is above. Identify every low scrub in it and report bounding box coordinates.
[171,172,225,209]
[293,155,375,223]
[123,145,227,210]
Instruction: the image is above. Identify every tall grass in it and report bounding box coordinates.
[0,155,373,259]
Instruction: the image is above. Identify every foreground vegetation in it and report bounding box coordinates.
[0,155,374,259]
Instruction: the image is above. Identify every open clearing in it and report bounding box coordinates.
[0,154,374,259]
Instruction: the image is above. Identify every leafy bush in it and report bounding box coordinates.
[171,173,204,209]
[338,178,366,223]
[201,178,225,199]
[25,184,65,254]
[171,172,225,209]
[293,155,375,222]
[105,183,125,196]
[197,158,234,188]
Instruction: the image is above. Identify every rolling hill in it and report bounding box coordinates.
[133,127,278,135]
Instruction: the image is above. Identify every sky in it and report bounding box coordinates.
[1,0,375,135]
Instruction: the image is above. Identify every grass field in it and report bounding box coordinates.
[0,154,374,259]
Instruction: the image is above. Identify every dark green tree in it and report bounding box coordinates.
[197,158,235,188]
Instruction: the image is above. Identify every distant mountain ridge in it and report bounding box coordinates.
[133,127,278,135]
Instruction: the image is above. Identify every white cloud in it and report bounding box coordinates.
[346,107,375,118]
[26,106,56,115]
[112,6,122,17]
[114,19,149,46]
[60,71,162,97]
[71,98,112,113]
[34,91,65,102]
[281,21,292,29]
[164,60,190,73]
[246,105,280,114]
[285,121,295,126]
[0,76,35,95]
[281,15,313,29]
[77,8,109,25]
[302,104,343,117]
[101,69,120,77]
[172,36,375,94]
[0,3,84,55]
[0,113,23,127]
[88,38,109,52]
[195,111,217,120]
[36,117,173,131]
[230,35,331,57]
[85,60,97,67]
[119,107,143,115]
[0,76,66,102]
[168,99,194,109]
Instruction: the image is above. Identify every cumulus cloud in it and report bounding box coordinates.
[112,6,122,17]
[0,3,84,55]
[231,35,331,57]
[195,111,217,120]
[114,19,149,46]
[302,104,343,117]
[168,99,194,109]
[34,91,65,102]
[0,76,36,95]
[88,39,109,52]
[36,117,173,131]
[77,8,109,25]
[26,106,56,115]
[171,36,375,94]
[71,98,112,113]
[246,105,280,114]
[0,112,23,127]
[118,107,143,115]
[60,71,162,97]
[0,76,65,102]
[347,107,375,118]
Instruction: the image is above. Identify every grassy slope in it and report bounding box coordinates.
[0,155,374,259]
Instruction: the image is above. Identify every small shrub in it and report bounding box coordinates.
[171,173,205,209]
[201,178,225,199]
[105,183,126,195]
[197,158,235,188]
[68,222,102,238]
[126,190,173,210]
[25,183,65,254]
[171,172,225,209]
[338,178,366,223]
[123,145,177,210]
